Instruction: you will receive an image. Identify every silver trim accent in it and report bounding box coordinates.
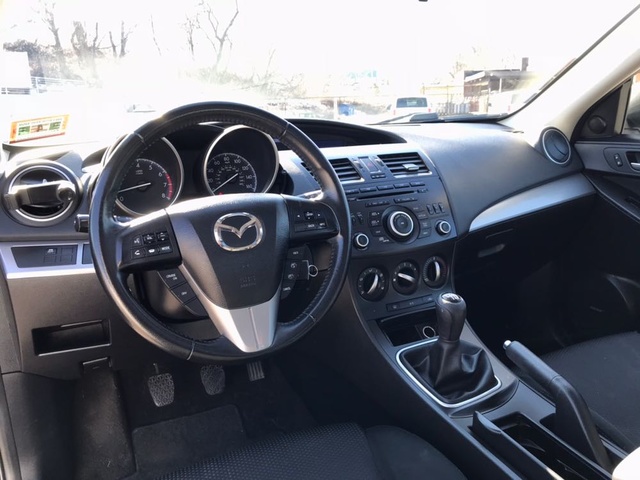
[541,128,571,165]
[116,137,185,216]
[178,265,279,353]
[354,233,370,249]
[396,338,502,408]
[469,175,595,232]
[213,212,264,252]
[0,242,94,279]
[6,165,77,224]
[388,211,414,238]
[202,125,279,195]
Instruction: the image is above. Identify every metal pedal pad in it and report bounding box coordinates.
[200,365,225,396]
[147,372,175,407]
[247,361,265,382]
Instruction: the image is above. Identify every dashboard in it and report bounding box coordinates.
[0,117,596,379]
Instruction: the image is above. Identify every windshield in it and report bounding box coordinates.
[1,0,638,144]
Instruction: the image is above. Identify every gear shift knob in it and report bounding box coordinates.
[435,293,466,342]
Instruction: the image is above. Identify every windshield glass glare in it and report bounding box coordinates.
[0,0,638,143]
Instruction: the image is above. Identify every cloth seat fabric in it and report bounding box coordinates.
[541,332,640,453]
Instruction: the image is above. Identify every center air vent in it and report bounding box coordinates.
[541,128,571,165]
[329,158,360,182]
[3,160,81,227]
[378,152,430,177]
[300,158,361,183]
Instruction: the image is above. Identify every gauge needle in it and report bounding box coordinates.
[118,182,152,194]
[211,173,239,194]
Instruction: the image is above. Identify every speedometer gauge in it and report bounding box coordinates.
[205,153,257,195]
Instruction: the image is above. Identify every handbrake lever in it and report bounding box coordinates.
[504,340,612,472]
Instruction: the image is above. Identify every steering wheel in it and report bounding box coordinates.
[90,102,351,362]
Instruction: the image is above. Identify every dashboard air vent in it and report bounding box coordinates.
[2,161,80,227]
[378,152,430,176]
[329,158,360,182]
[541,128,571,165]
[300,158,361,183]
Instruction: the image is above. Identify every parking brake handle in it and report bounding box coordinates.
[503,340,612,472]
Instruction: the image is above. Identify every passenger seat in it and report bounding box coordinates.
[541,332,640,453]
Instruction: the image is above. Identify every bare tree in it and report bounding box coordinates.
[183,14,198,60]
[197,0,240,74]
[149,14,163,56]
[38,0,71,77]
[108,21,133,58]
[70,21,100,79]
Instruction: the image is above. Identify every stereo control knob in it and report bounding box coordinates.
[386,211,414,240]
[435,220,452,236]
[357,267,387,301]
[353,233,370,250]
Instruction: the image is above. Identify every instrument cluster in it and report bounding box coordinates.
[113,125,280,216]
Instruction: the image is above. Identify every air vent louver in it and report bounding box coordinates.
[329,158,360,182]
[300,158,361,183]
[378,152,430,177]
[541,128,571,165]
[2,161,79,227]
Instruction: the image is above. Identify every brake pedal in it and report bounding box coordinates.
[247,361,265,382]
[147,372,175,407]
[200,365,225,396]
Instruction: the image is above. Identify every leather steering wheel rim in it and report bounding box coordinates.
[90,102,351,362]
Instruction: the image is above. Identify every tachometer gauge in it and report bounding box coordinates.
[117,158,176,215]
[114,137,183,216]
[205,153,258,195]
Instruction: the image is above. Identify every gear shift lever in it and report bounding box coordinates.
[402,292,497,404]
[435,293,466,342]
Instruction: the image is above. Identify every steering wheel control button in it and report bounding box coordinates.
[171,284,196,304]
[143,233,156,244]
[132,248,145,258]
[435,220,452,236]
[287,247,305,259]
[159,269,186,288]
[156,231,169,242]
[185,299,207,317]
[132,235,143,247]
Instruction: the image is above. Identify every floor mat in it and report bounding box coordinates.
[119,358,317,439]
[132,404,245,478]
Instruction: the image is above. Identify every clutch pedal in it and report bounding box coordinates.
[147,370,175,407]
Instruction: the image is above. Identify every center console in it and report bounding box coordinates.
[306,145,629,479]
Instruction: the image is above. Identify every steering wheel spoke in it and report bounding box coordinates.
[117,211,181,272]
[284,195,340,243]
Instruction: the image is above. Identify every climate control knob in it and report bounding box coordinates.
[357,267,387,301]
[353,233,370,249]
[386,211,415,240]
[435,220,452,236]
[392,261,420,295]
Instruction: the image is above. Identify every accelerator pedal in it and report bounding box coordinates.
[247,361,265,382]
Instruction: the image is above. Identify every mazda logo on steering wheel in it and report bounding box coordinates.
[213,212,264,252]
